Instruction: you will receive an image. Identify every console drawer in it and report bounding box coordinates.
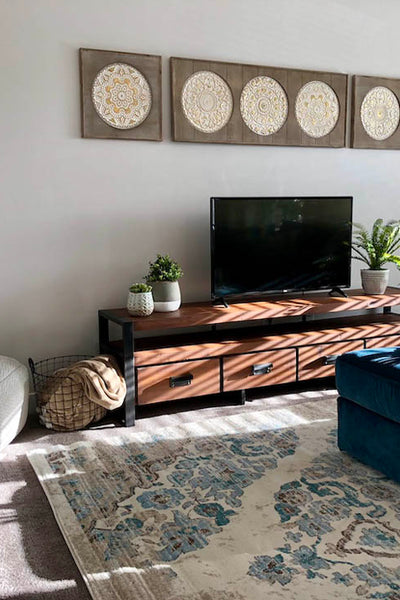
[223,349,296,391]
[365,335,400,349]
[137,359,220,405]
[298,340,364,380]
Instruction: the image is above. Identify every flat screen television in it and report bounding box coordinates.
[210,196,353,299]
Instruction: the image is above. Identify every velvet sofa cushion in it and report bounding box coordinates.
[337,396,400,482]
[336,347,400,424]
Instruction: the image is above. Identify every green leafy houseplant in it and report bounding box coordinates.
[351,219,400,270]
[145,254,183,312]
[145,254,183,283]
[129,283,152,293]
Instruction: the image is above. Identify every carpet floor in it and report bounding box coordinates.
[0,390,400,600]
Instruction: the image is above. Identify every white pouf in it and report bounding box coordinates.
[0,356,29,451]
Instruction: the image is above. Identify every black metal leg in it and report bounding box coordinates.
[384,306,392,314]
[98,314,110,352]
[122,322,135,426]
[240,389,246,405]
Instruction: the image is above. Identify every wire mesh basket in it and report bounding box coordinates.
[28,355,107,431]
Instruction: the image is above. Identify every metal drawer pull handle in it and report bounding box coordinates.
[251,362,273,376]
[169,373,194,388]
[323,354,340,366]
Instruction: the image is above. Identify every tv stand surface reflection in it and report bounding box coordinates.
[99,287,400,426]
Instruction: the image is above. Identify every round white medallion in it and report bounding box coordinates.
[360,86,400,141]
[240,76,288,136]
[181,71,233,133]
[92,63,152,130]
[295,81,339,138]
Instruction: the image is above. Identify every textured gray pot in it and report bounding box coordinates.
[151,281,181,312]
[361,269,389,295]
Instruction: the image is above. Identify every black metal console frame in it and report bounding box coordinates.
[98,310,136,426]
[98,295,397,428]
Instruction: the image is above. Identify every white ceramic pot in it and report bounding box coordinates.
[127,291,154,316]
[151,281,181,312]
[361,269,390,295]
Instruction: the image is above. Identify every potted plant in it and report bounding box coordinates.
[351,218,400,294]
[145,254,183,312]
[127,283,154,316]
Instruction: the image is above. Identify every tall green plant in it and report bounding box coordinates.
[351,218,400,270]
[145,254,183,282]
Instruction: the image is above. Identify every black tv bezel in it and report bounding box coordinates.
[210,196,353,300]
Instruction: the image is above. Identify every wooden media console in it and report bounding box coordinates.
[98,288,400,426]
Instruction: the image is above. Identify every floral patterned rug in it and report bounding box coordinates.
[28,400,400,600]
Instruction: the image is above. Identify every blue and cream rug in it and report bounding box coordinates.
[28,399,400,600]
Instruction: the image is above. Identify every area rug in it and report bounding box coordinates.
[28,400,400,600]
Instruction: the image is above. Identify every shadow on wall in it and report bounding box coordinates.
[0,212,210,362]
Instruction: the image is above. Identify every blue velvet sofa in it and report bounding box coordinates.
[336,347,400,483]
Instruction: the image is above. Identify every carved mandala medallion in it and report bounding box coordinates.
[181,71,233,133]
[240,76,288,136]
[295,81,339,138]
[360,86,400,141]
[92,63,152,130]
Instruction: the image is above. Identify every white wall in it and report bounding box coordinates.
[1,0,400,364]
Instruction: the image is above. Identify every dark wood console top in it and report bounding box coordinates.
[100,287,400,332]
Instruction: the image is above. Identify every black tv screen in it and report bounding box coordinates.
[210,197,353,298]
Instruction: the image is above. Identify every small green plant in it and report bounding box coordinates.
[129,283,152,293]
[145,254,183,282]
[351,218,400,270]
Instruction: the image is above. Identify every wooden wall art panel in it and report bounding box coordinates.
[170,56,347,147]
[80,48,162,141]
[351,75,400,149]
